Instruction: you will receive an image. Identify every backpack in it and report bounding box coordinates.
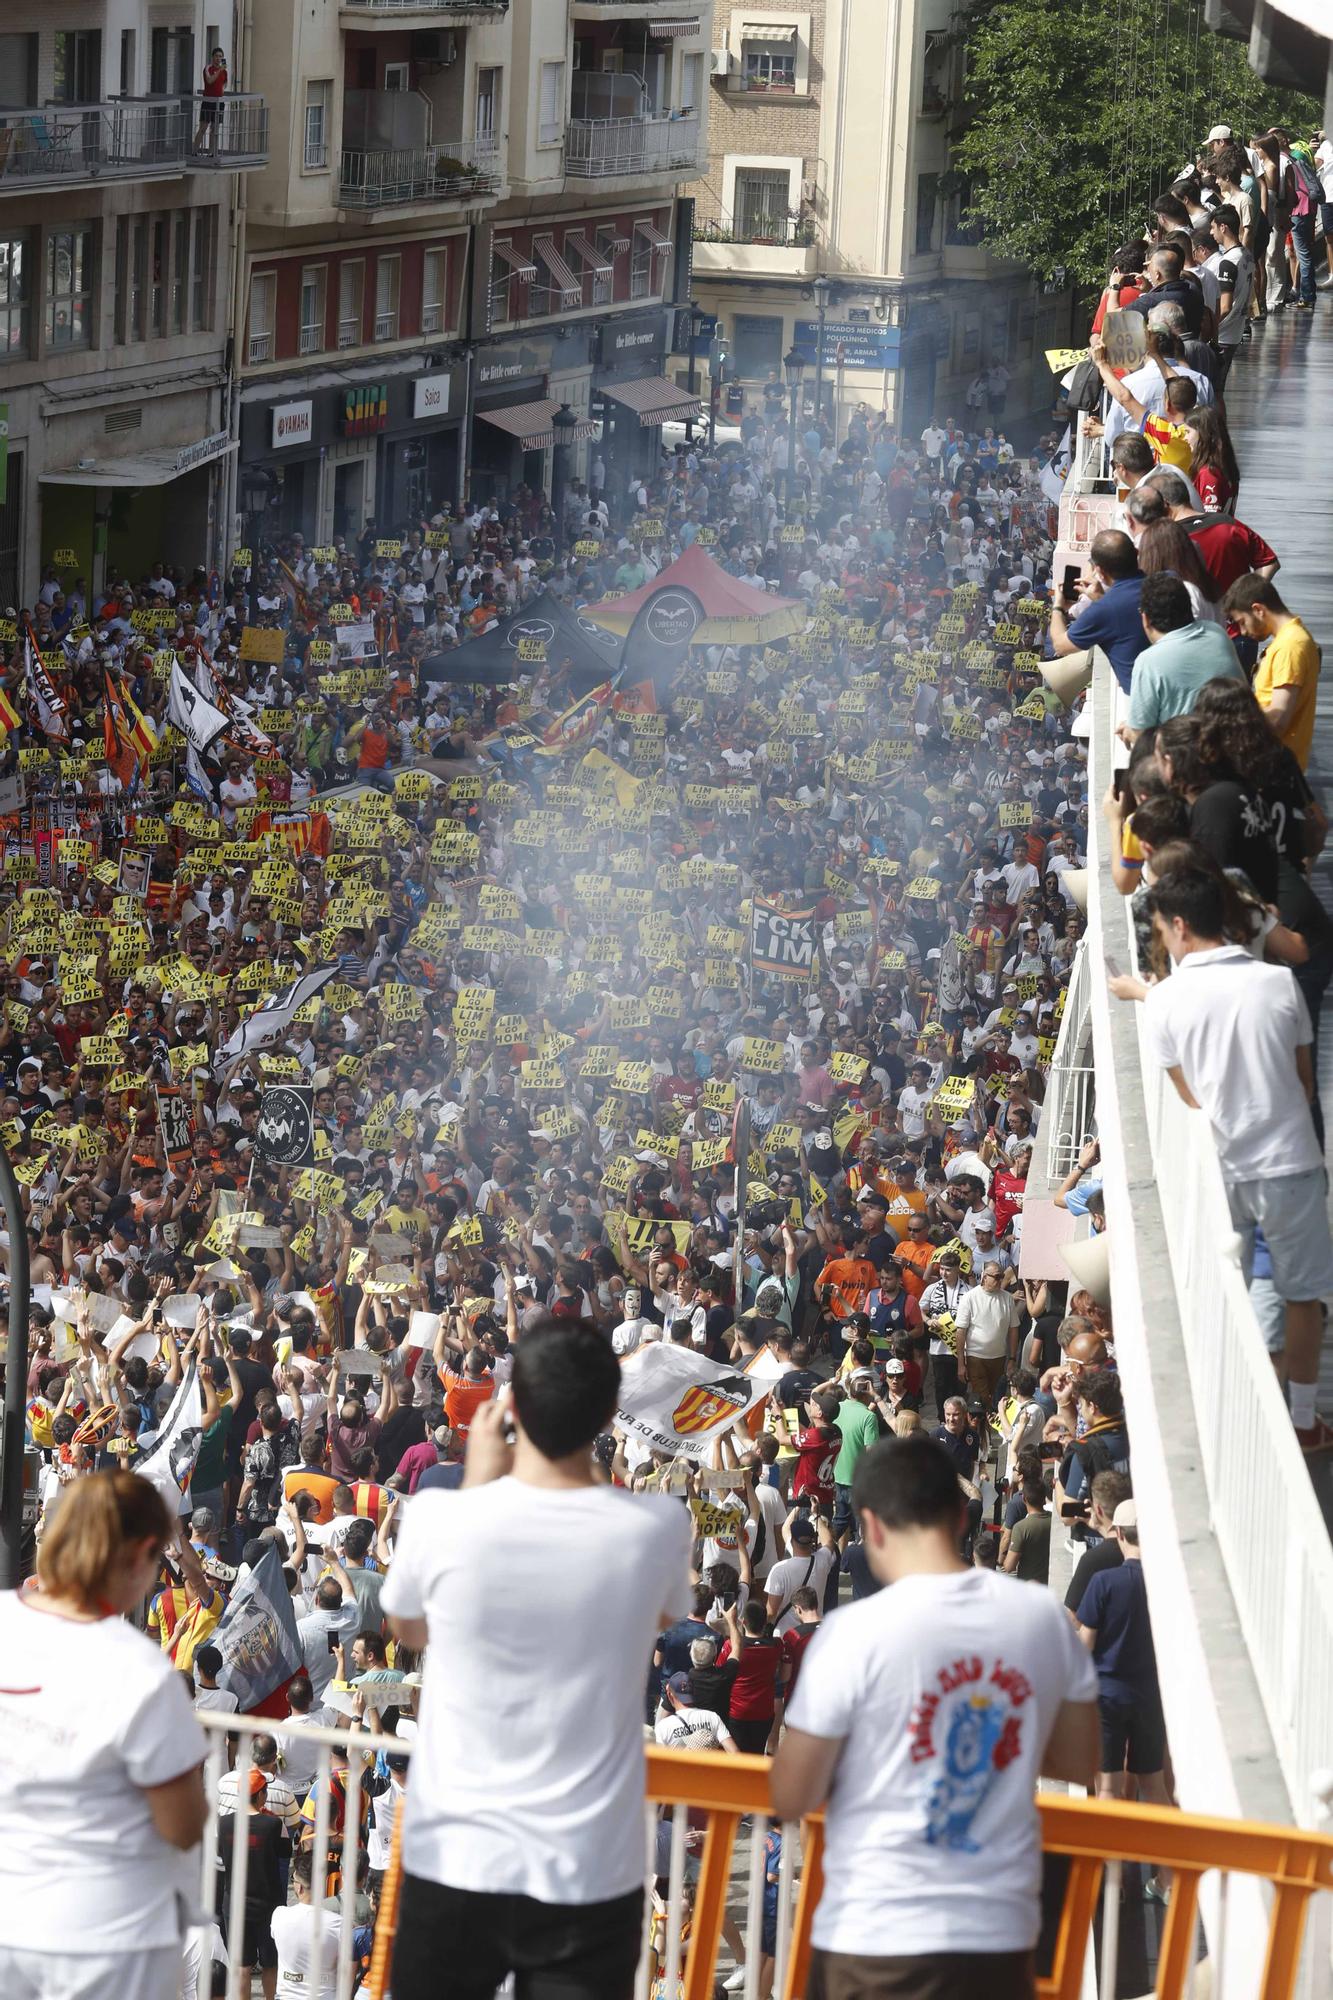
[1292,157,1324,217]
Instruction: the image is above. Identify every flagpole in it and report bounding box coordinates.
[0,1143,32,1587]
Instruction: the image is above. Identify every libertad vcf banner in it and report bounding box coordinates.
[751,896,816,980]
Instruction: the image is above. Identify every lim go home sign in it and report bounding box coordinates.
[342,385,390,437]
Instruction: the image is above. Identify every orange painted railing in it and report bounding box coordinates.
[364,1748,1333,2000]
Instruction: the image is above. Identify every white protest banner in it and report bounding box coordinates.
[615,1345,767,1462]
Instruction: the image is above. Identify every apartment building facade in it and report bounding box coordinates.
[0,1,268,608]
[687,0,1067,440]
[236,0,713,549]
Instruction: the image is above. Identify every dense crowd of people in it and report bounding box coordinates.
[0,108,1328,2000]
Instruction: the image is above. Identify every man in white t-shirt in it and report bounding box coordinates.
[270,1850,341,1998]
[1136,864,1333,1449]
[653,1674,738,1753]
[384,1319,692,2000]
[764,1517,837,1634]
[771,1434,1098,1998]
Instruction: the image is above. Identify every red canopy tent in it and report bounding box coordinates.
[584,542,807,648]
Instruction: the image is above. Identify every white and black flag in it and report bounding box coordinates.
[168,660,229,757]
[255,1084,316,1167]
[212,962,339,1077]
[136,1361,204,1511]
[750,896,816,981]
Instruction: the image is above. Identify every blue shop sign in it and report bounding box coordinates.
[793,320,902,371]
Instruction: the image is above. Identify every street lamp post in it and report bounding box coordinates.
[550,402,577,555]
[685,302,706,441]
[811,273,832,438]
[783,344,806,516]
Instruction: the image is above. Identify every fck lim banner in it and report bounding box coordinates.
[751,896,816,980]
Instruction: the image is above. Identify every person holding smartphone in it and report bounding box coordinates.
[1047,528,1147,695]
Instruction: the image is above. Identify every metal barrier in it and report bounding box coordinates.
[564,113,703,178]
[0,95,267,188]
[338,136,501,208]
[1085,665,1333,1837]
[1037,935,1094,1189]
[195,1718,1333,2000]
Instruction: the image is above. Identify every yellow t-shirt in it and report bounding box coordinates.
[1142,412,1193,473]
[1254,619,1321,770]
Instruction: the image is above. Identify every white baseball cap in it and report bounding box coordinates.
[1206,123,1232,142]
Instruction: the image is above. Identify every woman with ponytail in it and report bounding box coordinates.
[0,1472,208,1999]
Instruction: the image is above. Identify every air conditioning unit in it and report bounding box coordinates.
[710,47,732,75]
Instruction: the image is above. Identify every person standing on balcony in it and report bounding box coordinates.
[194,47,228,158]
[771,1435,1099,2000]
[384,1319,692,2000]
[1133,861,1333,1450]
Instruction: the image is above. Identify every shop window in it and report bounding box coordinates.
[422,248,447,335]
[300,266,327,355]
[191,208,214,331]
[339,260,364,348]
[915,173,939,255]
[374,254,401,342]
[741,39,795,91]
[248,269,275,363]
[733,312,783,380]
[45,225,95,352]
[304,81,331,171]
[0,232,31,358]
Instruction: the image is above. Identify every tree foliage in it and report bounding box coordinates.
[952,0,1322,287]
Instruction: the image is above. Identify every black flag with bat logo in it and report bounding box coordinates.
[255,1084,316,1168]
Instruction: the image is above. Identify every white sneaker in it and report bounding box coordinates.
[723,1969,750,1992]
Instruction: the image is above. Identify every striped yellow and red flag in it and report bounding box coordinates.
[0,686,20,733]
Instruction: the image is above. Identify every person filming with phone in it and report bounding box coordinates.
[1047,529,1147,695]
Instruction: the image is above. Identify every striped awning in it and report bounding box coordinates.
[742,21,798,36]
[478,400,599,448]
[601,376,702,426]
[492,240,537,281]
[634,219,672,253]
[650,16,701,35]
[565,229,614,276]
[534,235,584,307]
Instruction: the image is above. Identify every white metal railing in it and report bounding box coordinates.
[0,95,268,189]
[248,332,273,363]
[338,134,501,207]
[1038,934,1094,1188]
[1088,669,1333,1831]
[338,317,361,349]
[341,0,506,10]
[564,111,702,178]
[299,325,323,355]
[195,1713,809,2000]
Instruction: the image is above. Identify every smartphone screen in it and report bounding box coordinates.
[1062,563,1081,599]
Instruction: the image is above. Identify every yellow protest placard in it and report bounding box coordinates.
[239,626,285,665]
[742,1037,785,1075]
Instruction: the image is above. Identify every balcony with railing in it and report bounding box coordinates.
[198,1714,1333,2000]
[565,110,702,180]
[341,0,505,13]
[692,210,819,277]
[1046,372,1333,1874]
[0,94,268,193]
[338,132,501,209]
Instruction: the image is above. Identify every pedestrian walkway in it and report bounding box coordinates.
[1224,307,1333,1503]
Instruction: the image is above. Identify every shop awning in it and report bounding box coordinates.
[601,376,702,427]
[742,22,798,37]
[565,230,613,277]
[650,16,701,35]
[39,436,237,487]
[534,235,584,308]
[477,400,599,449]
[491,240,537,282]
[633,219,672,253]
